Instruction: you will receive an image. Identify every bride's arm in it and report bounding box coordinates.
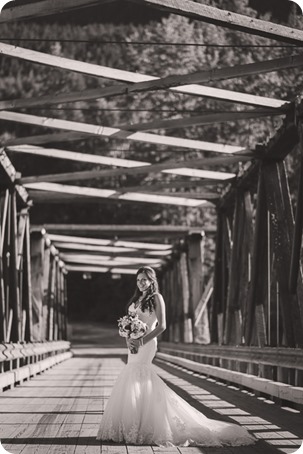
[142,293,166,345]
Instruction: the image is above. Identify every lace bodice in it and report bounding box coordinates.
[128,302,158,333]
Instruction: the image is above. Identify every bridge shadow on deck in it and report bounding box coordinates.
[0,322,302,454]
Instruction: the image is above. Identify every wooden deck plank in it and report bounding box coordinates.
[74,424,101,454]
[1,342,303,454]
[127,446,154,454]
[102,444,128,454]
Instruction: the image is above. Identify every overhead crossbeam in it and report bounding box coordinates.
[0,0,115,23]
[65,264,137,274]
[53,242,173,257]
[122,54,303,95]
[2,41,301,94]
[1,111,244,155]
[47,233,173,250]
[2,106,285,146]
[27,186,220,199]
[62,256,162,268]
[0,42,289,110]
[119,108,286,132]
[7,144,148,168]
[29,190,219,203]
[23,165,236,184]
[105,180,225,192]
[25,181,212,207]
[32,225,207,236]
[2,0,303,45]
[0,85,287,112]
[8,144,245,184]
[5,132,92,146]
[60,253,162,264]
[131,0,303,45]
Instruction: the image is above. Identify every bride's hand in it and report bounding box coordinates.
[128,338,141,350]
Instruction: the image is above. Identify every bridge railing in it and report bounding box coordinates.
[157,342,303,412]
[0,340,72,391]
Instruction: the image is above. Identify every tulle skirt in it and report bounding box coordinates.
[96,339,255,447]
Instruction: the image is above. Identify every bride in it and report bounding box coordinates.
[96,266,255,447]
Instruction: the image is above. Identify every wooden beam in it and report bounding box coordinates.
[0,87,287,113]
[60,254,162,265]
[9,190,21,342]
[0,42,147,81]
[55,243,137,254]
[19,153,248,185]
[194,276,213,327]
[5,132,91,146]
[124,54,303,95]
[119,108,285,132]
[218,116,299,212]
[7,144,148,168]
[187,233,208,342]
[25,182,212,207]
[0,191,7,341]
[244,169,268,346]
[0,0,115,23]
[140,191,219,199]
[22,165,236,183]
[112,180,227,191]
[0,43,288,111]
[65,264,137,274]
[46,234,173,250]
[65,259,160,270]
[29,189,219,201]
[12,144,246,184]
[264,161,303,347]
[23,214,33,341]
[53,242,172,258]
[1,111,245,154]
[25,181,229,205]
[33,224,207,235]
[224,192,245,345]
[29,195,213,210]
[0,150,30,206]
[0,148,18,185]
[210,210,225,343]
[131,0,303,45]
[289,121,303,294]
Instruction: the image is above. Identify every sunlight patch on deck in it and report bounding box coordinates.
[155,359,302,454]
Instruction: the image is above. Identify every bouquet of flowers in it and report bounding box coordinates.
[118,313,147,354]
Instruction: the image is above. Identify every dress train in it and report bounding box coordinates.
[96,304,255,447]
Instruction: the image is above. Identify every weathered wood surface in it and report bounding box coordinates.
[1,323,303,454]
[23,182,209,208]
[0,42,300,96]
[0,81,286,114]
[2,0,303,46]
[0,0,115,23]
[132,0,303,45]
[0,44,287,112]
[31,225,212,236]
[18,153,242,185]
[118,109,285,132]
[1,110,244,154]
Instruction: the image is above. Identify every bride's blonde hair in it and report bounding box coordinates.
[127,266,159,313]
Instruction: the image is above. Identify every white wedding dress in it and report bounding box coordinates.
[96,303,255,447]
